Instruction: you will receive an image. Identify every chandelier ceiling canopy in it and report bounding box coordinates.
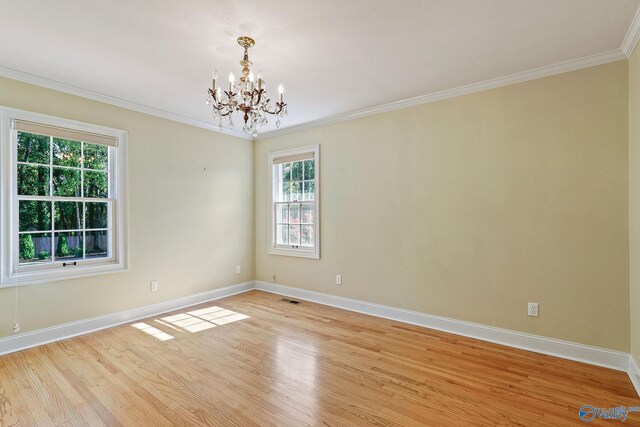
[207,36,287,138]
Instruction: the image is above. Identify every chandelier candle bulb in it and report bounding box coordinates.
[212,69,218,90]
[278,84,284,102]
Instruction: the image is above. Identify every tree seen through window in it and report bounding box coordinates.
[17,132,111,264]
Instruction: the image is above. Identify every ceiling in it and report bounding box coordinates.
[0,0,639,139]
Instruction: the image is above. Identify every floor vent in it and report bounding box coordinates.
[281,298,301,304]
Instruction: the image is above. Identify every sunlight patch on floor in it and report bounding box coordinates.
[159,305,250,333]
[132,322,174,341]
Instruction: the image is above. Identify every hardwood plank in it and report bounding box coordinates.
[0,290,637,426]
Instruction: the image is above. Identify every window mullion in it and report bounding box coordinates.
[17,195,114,203]
[49,136,55,259]
[80,142,84,199]
[81,142,85,260]
[49,136,53,197]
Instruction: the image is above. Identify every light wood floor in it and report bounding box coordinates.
[0,290,638,426]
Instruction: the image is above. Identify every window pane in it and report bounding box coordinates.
[84,170,108,198]
[19,200,52,232]
[301,225,314,247]
[289,204,300,224]
[292,161,302,181]
[52,138,81,167]
[54,201,82,230]
[276,204,289,224]
[280,182,291,202]
[17,132,49,164]
[291,181,302,201]
[19,233,52,264]
[277,225,288,245]
[83,143,108,170]
[289,225,300,245]
[86,230,109,258]
[301,204,314,224]
[54,232,83,261]
[85,202,108,229]
[303,181,315,201]
[53,168,81,197]
[282,163,291,182]
[304,160,314,180]
[18,164,50,196]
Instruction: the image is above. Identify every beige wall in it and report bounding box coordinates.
[255,61,630,351]
[0,77,255,338]
[0,59,632,353]
[630,47,640,363]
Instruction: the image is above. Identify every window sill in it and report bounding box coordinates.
[0,261,127,287]
[268,247,320,259]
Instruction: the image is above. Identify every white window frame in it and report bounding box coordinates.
[268,144,320,259]
[0,107,128,286]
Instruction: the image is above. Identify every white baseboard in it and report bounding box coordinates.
[630,356,640,397]
[0,281,254,356]
[1,278,637,398]
[255,281,631,372]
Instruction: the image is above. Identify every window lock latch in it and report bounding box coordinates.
[62,261,77,267]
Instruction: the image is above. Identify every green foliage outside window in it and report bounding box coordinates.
[19,234,35,260]
[276,159,316,247]
[17,131,110,265]
[56,234,70,258]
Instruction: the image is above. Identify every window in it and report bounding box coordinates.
[268,145,319,259]
[0,108,128,285]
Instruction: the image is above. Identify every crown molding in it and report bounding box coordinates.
[257,48,627,140]
[0,43,633,144]
[0,65,252,141]
[622,5,640,57]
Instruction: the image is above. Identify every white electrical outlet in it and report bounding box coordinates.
[12,323,20,333]
[236,265,241,275]
[150,280,158,292]
[528,302,538,317]
[336,274,342,285]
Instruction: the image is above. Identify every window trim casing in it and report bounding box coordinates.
[0,107,129,287]
[267,144,320,259]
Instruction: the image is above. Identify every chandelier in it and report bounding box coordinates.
[207,36,288,137]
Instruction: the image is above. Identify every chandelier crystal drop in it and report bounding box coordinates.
[207,36,288,137]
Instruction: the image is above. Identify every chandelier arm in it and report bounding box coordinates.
[210,102,234,114]
[262,102,286,116]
